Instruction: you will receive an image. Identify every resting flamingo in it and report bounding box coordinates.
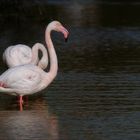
[3,43,48,69]
[0,21,69,110]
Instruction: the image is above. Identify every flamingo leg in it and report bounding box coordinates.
[19,95,23,111]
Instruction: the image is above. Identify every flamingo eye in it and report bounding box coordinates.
[56,23,61,27]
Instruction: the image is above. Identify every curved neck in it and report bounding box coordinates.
[31,44,39,65]
[31,43,48,69]
[45,27,58,79]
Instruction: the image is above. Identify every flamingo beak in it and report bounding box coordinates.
[60,26,69,42]
[65,36,68,42]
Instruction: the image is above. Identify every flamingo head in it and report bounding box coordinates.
[49,21,69,42]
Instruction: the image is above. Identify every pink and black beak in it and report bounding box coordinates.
[65,36,68,42]
[60,26,69,42]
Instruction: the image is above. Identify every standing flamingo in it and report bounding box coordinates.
[0,21,69,110]
[3,43,48,70]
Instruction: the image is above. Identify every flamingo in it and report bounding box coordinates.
[3,43,48,70]
[0,21,69,110]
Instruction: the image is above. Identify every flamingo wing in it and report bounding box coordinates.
[0,65,45,94]
[3,45,33,67]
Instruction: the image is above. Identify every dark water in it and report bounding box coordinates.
[0,1,140,140]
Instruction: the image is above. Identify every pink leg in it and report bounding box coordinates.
[19,96,23,111]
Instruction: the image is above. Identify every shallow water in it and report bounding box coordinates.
[0,1,140,140]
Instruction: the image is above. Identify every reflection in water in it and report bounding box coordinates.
[0,99,58,140]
